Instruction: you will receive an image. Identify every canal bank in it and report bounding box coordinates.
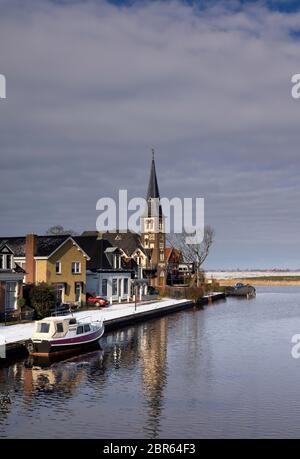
[1,293,225,358]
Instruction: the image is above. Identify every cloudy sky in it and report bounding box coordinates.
[1,0,300,269]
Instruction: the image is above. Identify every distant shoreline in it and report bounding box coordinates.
[205,271,300,286]
[216,277,300,286]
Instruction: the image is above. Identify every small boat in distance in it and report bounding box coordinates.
[225,283,256,298]
[25,316,104,357]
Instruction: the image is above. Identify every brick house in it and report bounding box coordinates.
[0,234,90,306]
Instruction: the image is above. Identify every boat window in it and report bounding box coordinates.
[56,323,64,333]
[84,324,90,333]
[69,318,76,325]
[76,326,84,335]
[38,323,50,333]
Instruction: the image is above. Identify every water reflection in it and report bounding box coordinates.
[0,316,170,438]
[3,288,300,438]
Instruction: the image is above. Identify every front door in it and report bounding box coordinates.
[55,283,64,305]
[75,282,81,303]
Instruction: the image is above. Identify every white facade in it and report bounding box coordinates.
[87,271,132,302]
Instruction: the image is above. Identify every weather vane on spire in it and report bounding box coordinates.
[151,147,155,159]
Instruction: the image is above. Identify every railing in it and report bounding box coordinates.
[0,308,35,325]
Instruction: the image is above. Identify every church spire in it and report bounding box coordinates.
[146,149,160,201]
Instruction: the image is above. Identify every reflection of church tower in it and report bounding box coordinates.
[141,150,166,286]
[139,318,168,438]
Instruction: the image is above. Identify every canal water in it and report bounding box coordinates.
[1,286,300,438]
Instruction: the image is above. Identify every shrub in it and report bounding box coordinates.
[29,283,56,318]
[17,297,26,309]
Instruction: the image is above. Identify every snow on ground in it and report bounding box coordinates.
[0,298,190,344]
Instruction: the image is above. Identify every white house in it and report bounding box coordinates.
[0,240,25,316]
[74,236,134,303]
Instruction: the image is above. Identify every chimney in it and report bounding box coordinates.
[25,234,37,284]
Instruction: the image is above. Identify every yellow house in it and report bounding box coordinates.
[11,234,90,306]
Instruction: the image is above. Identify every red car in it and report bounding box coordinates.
[87,295,109,307]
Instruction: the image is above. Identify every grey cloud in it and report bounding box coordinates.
[0,0,300,268]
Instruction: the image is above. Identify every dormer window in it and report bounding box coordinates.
[6,255,12,269]
[0,254,13,270]
[114,254,121,269]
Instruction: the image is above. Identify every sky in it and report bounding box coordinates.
[1,0,300,269]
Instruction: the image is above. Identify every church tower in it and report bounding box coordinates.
[141,150,166,286]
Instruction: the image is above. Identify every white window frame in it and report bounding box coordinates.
[56,260,62,274]
[0,254,13,270]
[72,261,81,274]
[5,281,17,311]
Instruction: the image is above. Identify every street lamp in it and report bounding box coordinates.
[132,278,147,312]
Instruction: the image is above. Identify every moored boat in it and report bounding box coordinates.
[25,316,104,357]
[225,283,256,297]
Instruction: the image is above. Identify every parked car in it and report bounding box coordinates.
[87,295,109,307]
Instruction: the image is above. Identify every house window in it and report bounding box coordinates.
[6,255,12,270]
[72,262,81,274]
[5,281,17,311]
[75,282,81,302]
[0,255,3,269]
[118,279,122,296]
[102,279,108,296]
[124,278,128,295]
[112,279,118,296]
[160,250,164,262]
[56,261,61,274]
[113,255,121,269]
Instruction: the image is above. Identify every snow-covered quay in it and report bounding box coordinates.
[0,298,191,346]
[0,294,224,355]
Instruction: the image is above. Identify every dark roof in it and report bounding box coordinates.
[0,237,26,257]
[145,153,163,218]
[74,235,134,272]
[0,235,84,257]
[36,235,70,256]
[0,241,14,254]
[99,231,148,258]
[74,236,112,271]
[147,153,160,200]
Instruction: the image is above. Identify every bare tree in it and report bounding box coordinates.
[46,225,78,236]
[168,225,215,286]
